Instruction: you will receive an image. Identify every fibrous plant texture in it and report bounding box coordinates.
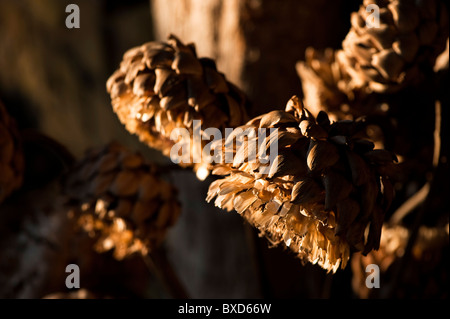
[63,142,181,260]
[107,34,250,179]
[207,96,396,272]
[297,0,449,119]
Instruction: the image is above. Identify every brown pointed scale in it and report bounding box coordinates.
[392,33,420,63]
[364,149,398,165]
[186,77,216,110]
[346,150,371,186]
[346,222,366,251]
[63,142,181,260]
[307,140,339,172]
[204,67,229,93]
[299,120,328,140]
[322,170,353,211]
[335,198,360,236]
[316,111,331,130]
[268,152,308,179]
[146,50,174,69]
[371,49,404,80]
[352,138,375,154]
[388,0,420,33]
[366,24,396,51]
[259,110,298,128]
[132,73,155,97]
[172,51,203,75]
[107,34,250,179]
[154,68,179,97]
[159,83,187,111]
[359,176,379,222]
[363,206,384,254]
[207,96,396,273]
[291,178,324,205]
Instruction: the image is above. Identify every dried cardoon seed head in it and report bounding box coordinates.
[296,48,354,120]
[63,142,181,260]
[0,101,24,203]
[297,0,449,118]
[340,0,448,92]
[107,34,250,179]
[207,96,396,272]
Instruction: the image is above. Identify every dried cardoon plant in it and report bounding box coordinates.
[107,34,250,180]
[297,0,449,119]
[63,142,181,260]
[207,96,396,273]
[0,101,24,203]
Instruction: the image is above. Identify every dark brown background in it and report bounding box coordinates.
[3,0,432,299]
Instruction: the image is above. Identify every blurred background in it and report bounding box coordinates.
[0,0,447,299]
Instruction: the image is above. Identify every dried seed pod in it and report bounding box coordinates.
[0,101,24,204]
[291,178,324,205]
[107,35,250,179]
[207,96,396,272]
[296,48,351,119]
[307,140,339,172]
[340,0,448,93]
[63,142,181,260]
[297,0,449,118]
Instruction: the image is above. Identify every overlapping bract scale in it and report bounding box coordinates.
[107,35,250,178]
[63,142,181,260]
[207,96,396,272]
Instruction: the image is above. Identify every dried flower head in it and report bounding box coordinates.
[0,101,24,203]
[63,142,181,260]
[207,96,396,272]
[106,35,250,179]
[297,0,449,118]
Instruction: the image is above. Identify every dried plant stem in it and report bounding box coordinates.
[432,101,442,168]
[143,250,190,299]
[389,183,430,225]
